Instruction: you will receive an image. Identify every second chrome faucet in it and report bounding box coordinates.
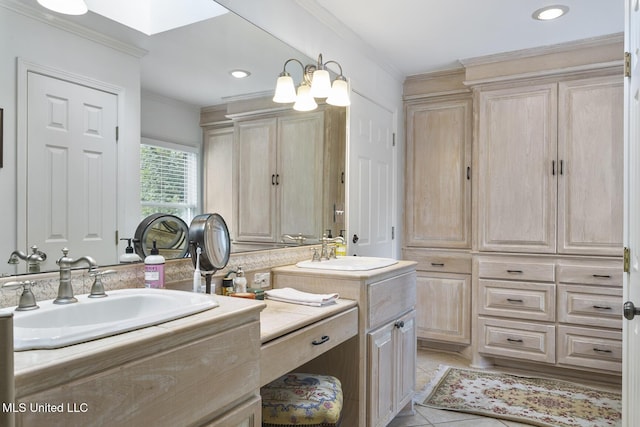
[55,248,98,304]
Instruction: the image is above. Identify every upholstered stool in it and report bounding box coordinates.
[261,373,343,427]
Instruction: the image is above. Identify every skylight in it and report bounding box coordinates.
[85,0,228,35]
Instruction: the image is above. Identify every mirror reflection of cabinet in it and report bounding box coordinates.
[203,105,346,245]
[235,112,324,242]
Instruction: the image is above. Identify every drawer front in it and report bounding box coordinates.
[557,263,622,287]
[478,280,555,321]
[368,271,416,329]
[477,317,555,363]
[557,325,622,373]
[403,249,472,274]
[558,285,623,329]
[478,260,555,282]
[260,307,358,386]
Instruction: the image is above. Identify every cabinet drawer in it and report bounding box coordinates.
[260,307,358,386]
[557,263,622,287]
[477,317,555,363]
[558,285,622,329]
[557,325,622,373]
[403,249,471,274]
[478,280,555,321]
[368,271,416,329]
[478,260,555,282]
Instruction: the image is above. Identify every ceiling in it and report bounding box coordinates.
[17,0,624,107]
[312,0,624,77]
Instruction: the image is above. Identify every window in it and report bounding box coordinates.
[140,138,199,223]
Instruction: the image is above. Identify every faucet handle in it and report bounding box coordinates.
[310,247,321,262]
[88,269,116,298]
[3,280,38,311]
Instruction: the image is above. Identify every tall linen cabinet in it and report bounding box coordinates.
[403,70,473,350]
[404,34,625,378]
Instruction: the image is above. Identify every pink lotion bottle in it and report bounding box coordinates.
[144,240,165,288]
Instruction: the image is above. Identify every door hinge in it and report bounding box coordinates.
[624,246,631,273]
[625,52,631,78]
[392,133,396,147]
[115,230,119,246]
[115,126,119,142]
[391,226,395,240]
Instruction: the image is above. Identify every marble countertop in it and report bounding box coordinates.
[272,259,417,281]
[260,298,358,344]
[13,295,265,397]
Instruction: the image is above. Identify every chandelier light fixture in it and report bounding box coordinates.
[273,54,350,111]
[37,0,88,15]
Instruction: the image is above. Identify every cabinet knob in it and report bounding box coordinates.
[394,320,405,329]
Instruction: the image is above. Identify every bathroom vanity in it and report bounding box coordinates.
[272,259,418,427]
[12,296,265,427]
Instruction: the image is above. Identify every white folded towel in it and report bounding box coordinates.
[265,287,339,307]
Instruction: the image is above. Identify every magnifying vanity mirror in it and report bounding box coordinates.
[134,214,190,260]
[1,0,346,277]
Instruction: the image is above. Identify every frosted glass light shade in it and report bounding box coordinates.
[37,0,88,15]
[310,69,331,98]
[273,75,297,103]
[293,84,318,111]
[326,78,350,107]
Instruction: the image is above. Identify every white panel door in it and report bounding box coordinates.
[624,0,640,424]
[27,72,118,270]
[348,93,395,257]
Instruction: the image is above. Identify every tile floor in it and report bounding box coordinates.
[388,348,620,427]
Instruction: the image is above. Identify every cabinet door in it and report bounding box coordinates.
[395,310,416,413]
[368,323,395,427]
[235,118,278,242]
[278,112,324,239]
[416,272,470,343]
[477,84,557,253]
[204,127,234,234]
[405,98,472,248]
[557,76,623,256]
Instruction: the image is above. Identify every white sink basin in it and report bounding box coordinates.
[6,288,218,351]
[296,256,398,271]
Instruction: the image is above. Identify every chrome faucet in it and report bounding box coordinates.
[55,248,98,304]
[7,245,47,273]
[320,234,345,261]
[282,233,307,245]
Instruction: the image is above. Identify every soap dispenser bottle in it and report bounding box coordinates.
[144,240,165,288]
[336,230,347,257]
[120,238,141,263]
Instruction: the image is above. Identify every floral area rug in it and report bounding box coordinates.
[419,365,622,427]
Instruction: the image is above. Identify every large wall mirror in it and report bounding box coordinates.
[1,0,346,276]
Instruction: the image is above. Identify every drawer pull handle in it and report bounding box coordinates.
[431,263,445,267]
[593,348,613,354]
[506,298,524,303]
[506,270,523,274]
[507,338,523,343]
[312,335,330,346]
[592,274,612,279]
[593,305,612,310]
[395,320,405,329]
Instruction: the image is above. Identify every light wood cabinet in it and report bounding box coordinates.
[557,76,624,256]
[403,89,473,348]
[235,112,324,242]
[474,255,623,374]
[405,96,472,249]
[477,75,623,255]
[271,261,417,427]
[368,310,416,427]
[416,272,470,344]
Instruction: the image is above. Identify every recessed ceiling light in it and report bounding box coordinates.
[532,5,569,21]
[230,70,250,79]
